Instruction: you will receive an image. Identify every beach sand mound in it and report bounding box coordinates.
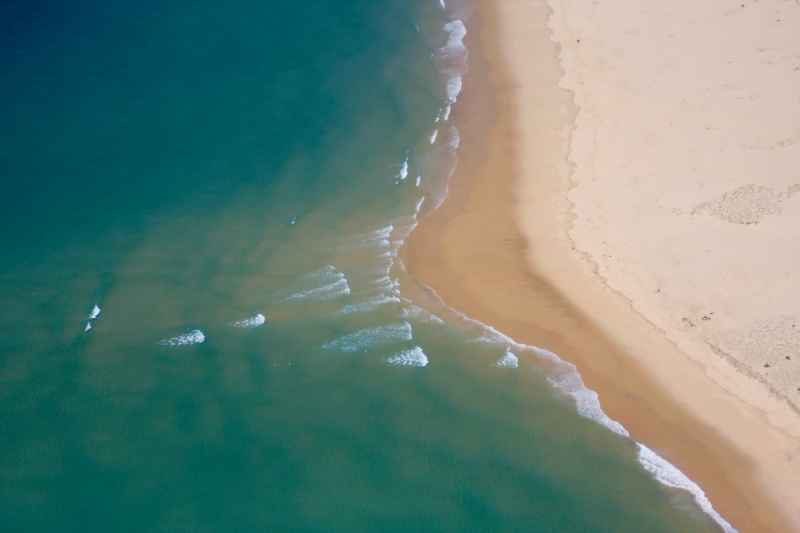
[691,184,783,225]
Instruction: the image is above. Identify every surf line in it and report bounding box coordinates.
[399,3,736,531]
[401,282,736,533]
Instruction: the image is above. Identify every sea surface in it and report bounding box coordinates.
[0,0,728,531]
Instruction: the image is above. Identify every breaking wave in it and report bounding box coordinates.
[385,347,429,367]
[232,313,266,328]
[159,330,206,346]
[323,322,413,353]
[494,351,519,368]
[409,288,736,533]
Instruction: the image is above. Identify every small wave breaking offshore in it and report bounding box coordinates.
[159,330,206,346]
[385,347,428,367]
[232,313,266,328]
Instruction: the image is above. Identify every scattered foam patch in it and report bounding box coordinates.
[445,126,460,150]
[338,226,394,252]
[467,332,512,352]
[371,276,399,293]
[494,351,518,368]
[446,78,463,104]
[437,20,468,105]
[159,330,205,346]
[385,347,428,367]
[442,105,451,121]
[536,346,630,437]
[338,295,401,315]
[232,313,265,328]
[403,304,444,324]
[286,278,350,301]
[399,157,409,180]
[323,322,412,353]
[83,304,101,332]
[430,130,438,144]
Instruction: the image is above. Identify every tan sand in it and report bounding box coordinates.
[405,0,800,531]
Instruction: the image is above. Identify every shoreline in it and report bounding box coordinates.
[406,0,800,531]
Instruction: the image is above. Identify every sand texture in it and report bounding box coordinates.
[549,0,800,421]
[407,0,800,531]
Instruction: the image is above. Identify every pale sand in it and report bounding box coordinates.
[406,0,800,531]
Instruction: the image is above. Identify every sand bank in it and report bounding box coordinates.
[406,0,800,531]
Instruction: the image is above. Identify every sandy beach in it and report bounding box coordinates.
[406,0,800,531]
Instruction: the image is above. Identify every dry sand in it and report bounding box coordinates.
[406,0,800,531]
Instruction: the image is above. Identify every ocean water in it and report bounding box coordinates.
[0,0,728,531]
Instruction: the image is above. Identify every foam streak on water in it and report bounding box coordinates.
[494,351,518,368]
[159,330,206,346]
[385,346,428,367]
[285,266,351,301]
[439,21,468,104]
[402,302,445,324]
[287,278,350,301]
[399,156,409,180]
[338,226,394,251]
[323,322,413,353]
[231,313,266,328]
[83,304,101,332]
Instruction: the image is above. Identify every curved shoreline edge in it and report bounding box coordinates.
[405,0,800,531]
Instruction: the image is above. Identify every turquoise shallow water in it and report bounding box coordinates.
[0,0,726,531]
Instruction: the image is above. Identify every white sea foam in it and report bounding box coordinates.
[88,305,101,320]
[446,78,463,103]
[232,313,266,328]
[402,304,444,324]
[439,0,445,9]
[410,285,737,532]
[399,157,409,180]
[300,264,346,283]
[372,276,400,292]
[536,347,629,437]
[84,322,92,331]
[416,176,421,187]
[494,351,519,368]
[439,21,468,104]
[389,215,419,242]
[159,330,205,346]
[287,278,350,301]
[429,130,438,144]
[282,266,351,301]
[442,105,451,122]
[637,445,736,533]
[323,322,412,353]
[338,226,394,251]
[446,126,461,149]
[385,347,428,367]
[338,295,402,315]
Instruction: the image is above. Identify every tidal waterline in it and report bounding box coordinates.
[1,0,723,531]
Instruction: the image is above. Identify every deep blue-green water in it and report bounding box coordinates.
[0,0,729,531]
